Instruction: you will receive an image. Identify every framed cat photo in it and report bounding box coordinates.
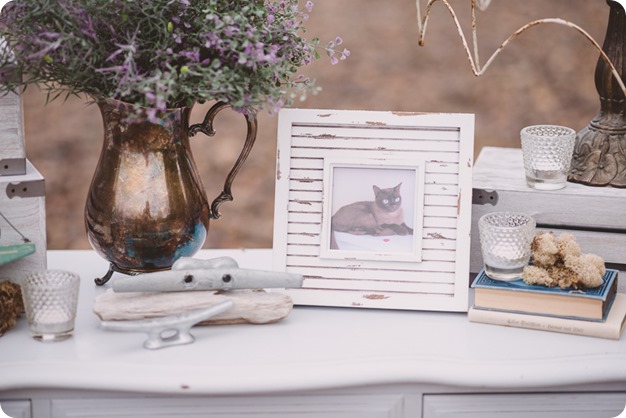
[319,157,426,263]
[272,109,475,312]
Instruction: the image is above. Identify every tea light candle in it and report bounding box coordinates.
[478,212,535,281]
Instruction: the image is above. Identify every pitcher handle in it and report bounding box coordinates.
[189,101,258,220]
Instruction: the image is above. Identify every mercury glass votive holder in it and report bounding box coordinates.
[521,125,576,190]
[21,270,80,342]
[478,212,536,281]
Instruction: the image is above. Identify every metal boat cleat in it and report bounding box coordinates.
[100,301,234,350]
[172,256,239,270]
[111,265,304,293]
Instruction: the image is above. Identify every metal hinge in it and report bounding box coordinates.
[0,158,26,176]
[6,179,45,199]
[472,188,499,206]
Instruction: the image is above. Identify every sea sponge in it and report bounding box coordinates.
[0,280,24,337]
[522,232,605,289]
[529,231,560,266]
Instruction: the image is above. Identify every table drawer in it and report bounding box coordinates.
[0,400,31,418]
[52,394,405,418]
[423,392,626,418]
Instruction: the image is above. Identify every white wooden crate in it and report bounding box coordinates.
[0,91,26,175]
[0,159,46,282]
[471,147,626,281]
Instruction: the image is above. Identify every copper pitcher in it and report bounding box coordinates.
[86,99,257,285]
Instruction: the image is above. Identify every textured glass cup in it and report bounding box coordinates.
[478,212,536,281]
[521,125,576,190]
[21,270,80,342]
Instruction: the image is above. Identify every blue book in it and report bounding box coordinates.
[471,269,618,321]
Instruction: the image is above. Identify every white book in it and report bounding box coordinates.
[468,293,626,340]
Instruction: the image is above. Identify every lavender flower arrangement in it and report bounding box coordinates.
[0,0,349,116]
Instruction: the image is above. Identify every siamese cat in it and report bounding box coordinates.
[331,183,413,237]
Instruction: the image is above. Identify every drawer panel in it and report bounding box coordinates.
[423,392,626,418]
[0,400,31,418]
[52,394,405,418]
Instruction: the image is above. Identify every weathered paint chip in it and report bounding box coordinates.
[363,294,389,300]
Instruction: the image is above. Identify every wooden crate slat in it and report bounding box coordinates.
[0,91,26,175]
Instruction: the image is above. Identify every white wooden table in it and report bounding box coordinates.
[1,249,625,418]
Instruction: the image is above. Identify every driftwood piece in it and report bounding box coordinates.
[93,289,294,325]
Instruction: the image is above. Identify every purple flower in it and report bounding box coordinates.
[0,0,349,116]
[180,49,200,62]
[145,108,158,123]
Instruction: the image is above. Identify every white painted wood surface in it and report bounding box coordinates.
[0,160,47,282]
[1,249,626,418]
[471,147,626,277]
[0,92,26,175]
[273,109,475,312]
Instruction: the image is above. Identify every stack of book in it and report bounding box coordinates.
[468,269,626,339]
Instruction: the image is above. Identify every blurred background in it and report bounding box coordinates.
[22,0,608,250]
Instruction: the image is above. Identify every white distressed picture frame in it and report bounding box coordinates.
[272,109,475,312]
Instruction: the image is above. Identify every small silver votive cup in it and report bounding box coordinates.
[478,212,535,281]
[21,270,80,342]
[521,124,576,190]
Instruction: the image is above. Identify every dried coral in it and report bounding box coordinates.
[0,281,24,336]
[529,232,560,266]
[556,233,582,258]
[522,232,605,289]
